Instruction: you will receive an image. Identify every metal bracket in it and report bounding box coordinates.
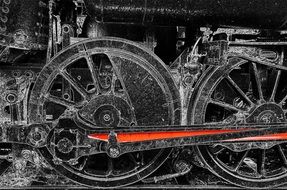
[203,40,228,66]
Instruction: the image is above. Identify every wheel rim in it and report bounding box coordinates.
[29,37,181,188]
[188,56,287,188]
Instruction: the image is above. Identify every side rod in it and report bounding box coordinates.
[87,123,287,157]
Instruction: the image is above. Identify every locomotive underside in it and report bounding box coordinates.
[3,0,287,189]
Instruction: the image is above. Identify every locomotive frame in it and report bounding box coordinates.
[2,0,287,189]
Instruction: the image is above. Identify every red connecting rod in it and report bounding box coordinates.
[88,128,287,143]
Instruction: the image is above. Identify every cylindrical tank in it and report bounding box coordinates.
[84,0,287,29]
[0,0,49,50]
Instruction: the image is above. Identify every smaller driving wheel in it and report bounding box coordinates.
[188,56,287,188]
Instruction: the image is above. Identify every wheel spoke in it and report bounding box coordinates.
[77,157,88,171]
[209,99,242,112]
[234,150,250,172]
[111,72,117,94]
[270,70,281,102]
[211,145,225,155]
[106,157,114,176]
[128,154,140,166]
[252,63,264,101]
[257,149,266,176]
[280,95,287,105]
[44,94,75,108]
[85,55,100,94]
[0,160,11,175]
[277,144,287,166]
[107,55,138,124]
[62,76,72,99]
[226,75,253,106]
[60,70,89,100]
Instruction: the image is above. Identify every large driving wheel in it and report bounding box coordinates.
[28,37,181,188]
[188,54,287,188]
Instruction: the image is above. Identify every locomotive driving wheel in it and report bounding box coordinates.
[188,55,287,188]
[28,37,181,188]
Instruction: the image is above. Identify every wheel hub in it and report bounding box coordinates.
[246,103,285,123]
[57,138,73,154]
[258,111,276,123]
[245,103,285,149]
[78,95,133,128]
[94,105,119,127]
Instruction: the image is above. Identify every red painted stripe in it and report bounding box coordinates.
[226,132,287,142]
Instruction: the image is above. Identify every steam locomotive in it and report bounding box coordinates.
[2,0,287,189]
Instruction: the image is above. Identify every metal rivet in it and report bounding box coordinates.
[0,25,7,32]
[2,7,9,14]
[1,16,7,23]
[3,0,11,5]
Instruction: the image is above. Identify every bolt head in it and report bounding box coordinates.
[108,146,120,158]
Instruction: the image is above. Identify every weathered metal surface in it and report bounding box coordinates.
[0,0,48,50]
[85,0,287,29]
[4,0,287,188]
[204,40,228,66]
